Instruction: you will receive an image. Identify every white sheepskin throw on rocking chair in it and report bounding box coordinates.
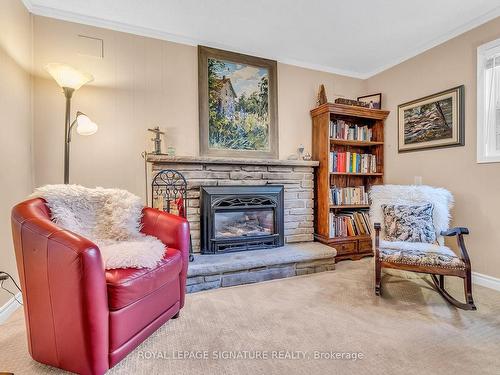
[33,185,166,270]
[369,184,454,279]
[369,184,453,246]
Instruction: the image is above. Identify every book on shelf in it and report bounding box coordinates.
[329,119,372,141]
[329,151,377,173]
[329,210,371,238]
[329,186,369,206]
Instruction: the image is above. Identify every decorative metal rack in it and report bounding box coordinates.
[151,169,194,262]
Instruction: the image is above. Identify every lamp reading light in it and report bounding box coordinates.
[75,112,98,136]
[45,63,97,183]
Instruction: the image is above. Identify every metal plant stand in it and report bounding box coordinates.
[151,169,194,262]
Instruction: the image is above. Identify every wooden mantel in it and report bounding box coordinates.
[146,154,319,167]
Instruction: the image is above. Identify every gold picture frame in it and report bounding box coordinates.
[398,86,464,152]
[198,46,279,159]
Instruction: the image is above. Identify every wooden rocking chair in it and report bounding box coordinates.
[370,185,476,311]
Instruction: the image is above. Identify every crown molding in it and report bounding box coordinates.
[19,1,367,79]
[20,1,500,80]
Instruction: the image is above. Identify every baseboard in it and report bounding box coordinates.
[0,293,23,324]
[472,272,500,292]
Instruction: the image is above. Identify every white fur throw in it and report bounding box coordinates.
[369,185,453,245]
[32,185,166,270]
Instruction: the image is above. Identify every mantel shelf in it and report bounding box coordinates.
[146,154,319,167]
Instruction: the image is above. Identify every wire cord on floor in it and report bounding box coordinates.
[0,271,22,306]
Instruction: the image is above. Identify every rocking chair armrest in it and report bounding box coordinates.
[440,227,471,265]
[441,227,469,236]
[373,223,381,255]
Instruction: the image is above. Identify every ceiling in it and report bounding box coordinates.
[23,0,500,78]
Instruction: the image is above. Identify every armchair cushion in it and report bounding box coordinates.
[379,240,465,269]
[105,247,182,310]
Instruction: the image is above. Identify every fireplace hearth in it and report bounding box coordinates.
[200,185,284,254]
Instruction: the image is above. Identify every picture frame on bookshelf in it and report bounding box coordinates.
[398,85,464,152]
[357,93,382,109]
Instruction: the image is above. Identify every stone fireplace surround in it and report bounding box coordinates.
[147,155,337,292]
[148,155,319,252]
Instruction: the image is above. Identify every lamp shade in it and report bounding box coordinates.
[75,112,98,135]
[45,63,94,91]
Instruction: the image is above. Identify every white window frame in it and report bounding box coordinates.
[477,38,500,163]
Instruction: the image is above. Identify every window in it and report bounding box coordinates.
[477,38,500,163]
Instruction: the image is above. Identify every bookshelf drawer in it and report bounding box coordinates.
[335,241,357,255]
[358,238,373,253]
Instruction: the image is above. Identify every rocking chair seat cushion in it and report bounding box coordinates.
[379,240,465,269]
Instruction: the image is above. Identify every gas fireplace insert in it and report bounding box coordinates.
[200,185,284,254]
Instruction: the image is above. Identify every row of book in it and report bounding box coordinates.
[329,210,371,238]
[330,120,372,141]
[329,152,377,173]
[329,186,369,206]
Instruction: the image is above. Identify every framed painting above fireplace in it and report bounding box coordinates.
[198,46,279,159]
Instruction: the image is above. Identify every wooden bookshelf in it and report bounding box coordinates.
[311,103,390,262]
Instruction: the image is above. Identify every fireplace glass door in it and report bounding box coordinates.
[214,209,275,239]
[200,185,284,254]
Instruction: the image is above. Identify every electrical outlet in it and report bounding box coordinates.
[414,176,423,185]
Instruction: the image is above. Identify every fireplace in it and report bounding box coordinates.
[200,185,284,254]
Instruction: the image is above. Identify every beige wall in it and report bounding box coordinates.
[365,17,500,278]
[32,16,363,200]
[0,0,33,305]
[24,12,500,281]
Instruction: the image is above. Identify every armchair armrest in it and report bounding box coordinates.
[141,207,190,307]
[441,227,469,236]
[141,207,190,255]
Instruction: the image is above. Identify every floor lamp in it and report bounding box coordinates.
[45,63,98,184]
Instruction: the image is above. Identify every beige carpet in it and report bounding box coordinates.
[1,258,500,375]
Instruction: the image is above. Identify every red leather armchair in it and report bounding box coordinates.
[11,198,190,375]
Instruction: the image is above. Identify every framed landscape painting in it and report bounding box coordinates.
[398,86,464,152]
[198,46,278,159]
